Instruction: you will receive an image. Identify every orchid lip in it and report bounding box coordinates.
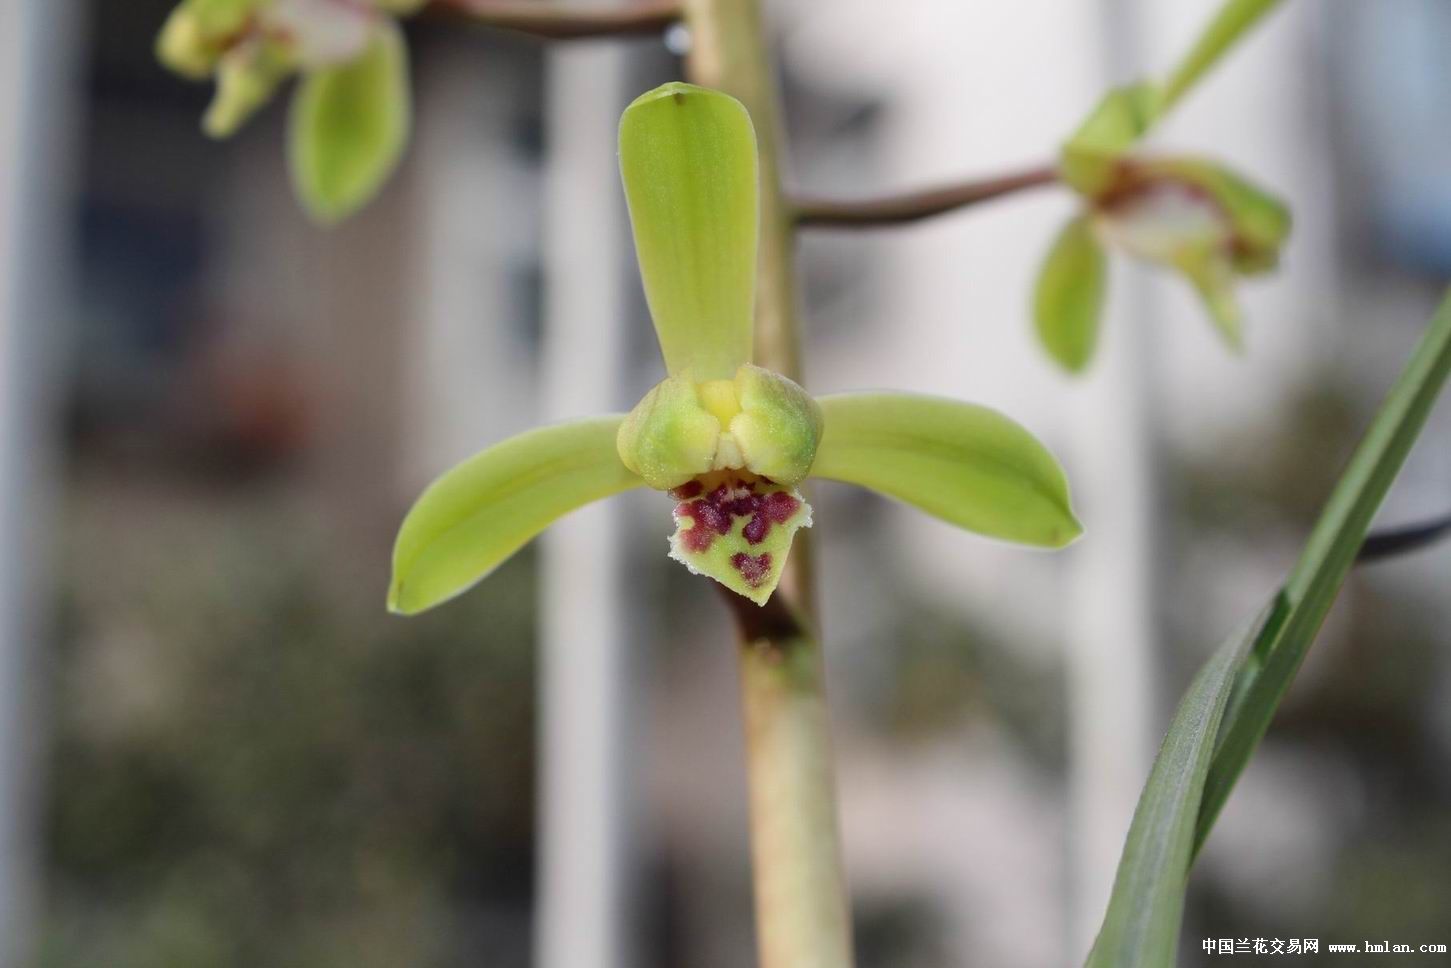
[665,470,813,606]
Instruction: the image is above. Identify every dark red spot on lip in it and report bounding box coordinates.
[743,513,768,544]
[761,491,800,523]
[674,498,731,552]
[721,495,756,517]
[670,480,703,500]
[674,477,801,554]
[730,552,772,587]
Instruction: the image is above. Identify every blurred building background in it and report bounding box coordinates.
[0,0,1448,966]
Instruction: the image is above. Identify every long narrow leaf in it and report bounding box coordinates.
[1195,289,1451,850]
[1085,289,1451,967]
[1083,606,1270,968]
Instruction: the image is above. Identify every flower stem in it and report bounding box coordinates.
[684,2,853,966]
[717,590,853,968]
[793,164,1059,229]
[434,0,680,39]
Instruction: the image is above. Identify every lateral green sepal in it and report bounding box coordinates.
[812,393,1081,548]
[389,416,644,615]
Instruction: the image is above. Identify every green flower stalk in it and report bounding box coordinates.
[156,0,417,221]
[388,83,1081,614]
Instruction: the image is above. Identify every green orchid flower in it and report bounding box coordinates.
[389,83,1081,613]
[156,0,416,222]
[1034,84,1291,372]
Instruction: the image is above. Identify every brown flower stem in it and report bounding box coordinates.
[685,2,853,967]
[433,0,680,39]
[1357,511,1451,562]
[793,164,1060,229]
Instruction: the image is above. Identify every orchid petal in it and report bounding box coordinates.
[203,38,293,138]
[389,416,643,615]
[1177,248,1244,350]
[811,393,1081,548]
[1034,215,1106,373]
[1139,157,1290,272]
[619,83,757,379]
[288,20,410,223]
[156,0,257,78]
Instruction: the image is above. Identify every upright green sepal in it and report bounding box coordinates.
[619,83,758,380]
[288,20,411,223]
[1034,215,1106,372]
[811,393,1081,548]
[389,416,644,615]
[1160,0,1287,113]
[1060,82,1160,196]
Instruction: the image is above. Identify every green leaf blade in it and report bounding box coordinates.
[811,392,1081,548]
[1034,215,1106,372]
[1195,288,1451,846]
[1084,606,1267,968]
[1087,289,1451,966]
[389,416,643,615]
[289,21,411,223]
[619,83,758,380]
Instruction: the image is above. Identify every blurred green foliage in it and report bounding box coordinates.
[38,467,538,968]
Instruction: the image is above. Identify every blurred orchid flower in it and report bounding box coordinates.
[156,0,419,221]
[1034,84,1291,371]
[389,83,1081,613]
